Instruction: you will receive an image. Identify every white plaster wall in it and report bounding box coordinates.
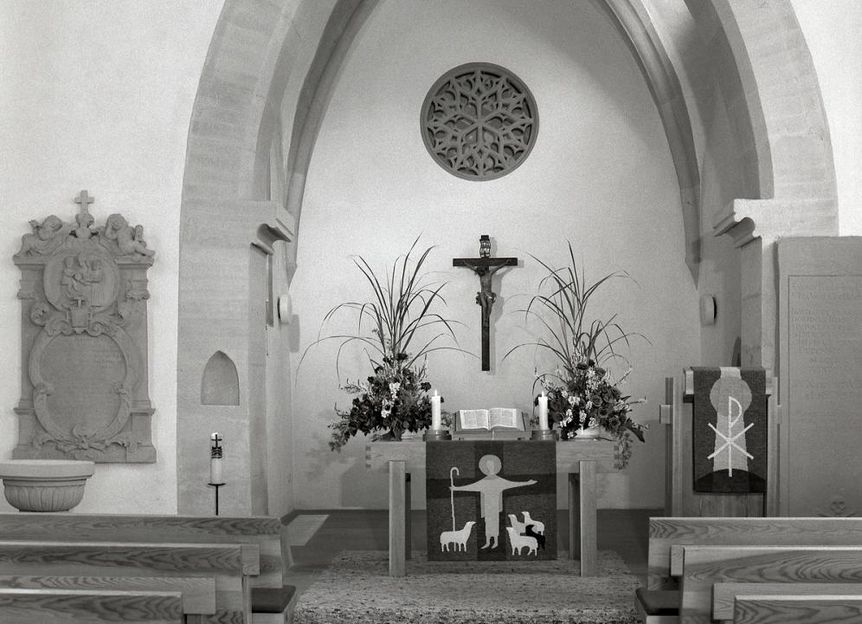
[792,0,862,235]
[0,0,223,513]
[291,0,701,510]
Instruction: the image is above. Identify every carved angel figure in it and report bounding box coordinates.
[104,214,154,257]
[19,215,72,255]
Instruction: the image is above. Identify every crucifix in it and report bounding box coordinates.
[453,235,518,371]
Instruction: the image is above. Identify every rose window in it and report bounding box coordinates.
[421,63,539,181]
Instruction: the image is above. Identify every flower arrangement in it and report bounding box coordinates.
[507,241,648,467]
[537,361,646,467]
[300,237,460,451]
[328,353,434,450]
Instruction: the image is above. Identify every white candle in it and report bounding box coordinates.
[210,456,223,484]
[538,392,549,430]
[210,432,224,484]
[431,390,442,430]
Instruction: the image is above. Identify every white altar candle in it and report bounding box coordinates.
[538,392,549,430]
[431,390,442,430]
[210,432,224,484]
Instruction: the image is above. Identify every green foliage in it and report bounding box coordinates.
[328,354,433,451]
[508,242,648,468]
[508,241,643,378]
[300,237,462,451]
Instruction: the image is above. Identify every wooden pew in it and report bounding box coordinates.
[0,541,255,624]
[0,513,296,623]
[712,582,862,622]
[679,545,862,623]
[731,594,862,624]
[0,587,184,624]
[647,517,862,589]
[636,516,862,623]
[0,575,216,622]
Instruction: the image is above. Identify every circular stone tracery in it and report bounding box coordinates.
[421,63,538,181]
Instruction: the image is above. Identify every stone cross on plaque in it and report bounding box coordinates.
[453,235,518,371]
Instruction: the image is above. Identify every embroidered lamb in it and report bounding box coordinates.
[507,513,527,534]
[522,511,545,535]
[506,526,538,556]
[440,521,476,552]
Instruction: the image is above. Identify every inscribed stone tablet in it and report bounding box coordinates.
[786,272,862,514]
[40,334,127,434]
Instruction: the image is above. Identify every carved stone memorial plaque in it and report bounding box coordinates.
[778,237,862,515]
[13,191,156,462]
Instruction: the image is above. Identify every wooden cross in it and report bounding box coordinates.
[453,236,518,371]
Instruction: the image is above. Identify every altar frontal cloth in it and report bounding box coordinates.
[426,440,556,561]
[690,367,767,493]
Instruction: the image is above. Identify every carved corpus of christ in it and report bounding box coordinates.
[453,235,518,371]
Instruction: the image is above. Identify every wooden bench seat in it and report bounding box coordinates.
[680,545,862,623]
[712,582,862,622]
[0,575,216,620]
[731,594,862,624]
[0,587,184,624]
[0,513,297,623]
[635,516,862,624]
[0,541,254,623]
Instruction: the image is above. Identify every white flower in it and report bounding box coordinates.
[579,410,587,424]
[585,400,593,410]
[568,395,576,406]
[560,388,569,399]
[565,408,573,418]
[588,417,597,428]
[388,381,401,398]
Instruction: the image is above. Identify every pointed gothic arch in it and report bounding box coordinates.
[176,0,837,513]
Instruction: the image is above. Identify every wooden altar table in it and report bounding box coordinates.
[366,439,617,577]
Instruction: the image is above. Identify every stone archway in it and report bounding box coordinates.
[176,0,836,514]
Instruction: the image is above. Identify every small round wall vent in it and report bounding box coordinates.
[421,63,538,181]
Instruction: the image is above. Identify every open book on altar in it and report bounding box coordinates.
[453,408,529,440]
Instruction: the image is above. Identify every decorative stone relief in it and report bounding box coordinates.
[13,191,156,462]
[421,63,538,181]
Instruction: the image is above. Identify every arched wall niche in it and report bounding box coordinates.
[177,0,837,514]
[201,351,240,406]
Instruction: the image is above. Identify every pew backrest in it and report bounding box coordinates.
[733,595,862,624]
[0,587,184,624]
[0,541,256,624]
[712,582,862,622]
[0,513,288,587]
[648,516,862,589]
[679,545,862,624]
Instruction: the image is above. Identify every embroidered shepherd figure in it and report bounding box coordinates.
[450,454,536,549]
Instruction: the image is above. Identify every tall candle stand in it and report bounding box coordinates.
[209,432,226,515]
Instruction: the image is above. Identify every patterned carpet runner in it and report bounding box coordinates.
[293,550,639,623]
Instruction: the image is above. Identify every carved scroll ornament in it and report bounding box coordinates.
[13,192,156,462]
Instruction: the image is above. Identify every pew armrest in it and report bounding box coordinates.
[252,585,296,614]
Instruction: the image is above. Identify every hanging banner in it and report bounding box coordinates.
[690,367,768,493]
[425,440,556,561]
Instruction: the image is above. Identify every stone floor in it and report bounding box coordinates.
[287,508,659,598]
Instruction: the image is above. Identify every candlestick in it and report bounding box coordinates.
[431,390,442,430]
[538,392,549,431]
[210,432,224,485]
